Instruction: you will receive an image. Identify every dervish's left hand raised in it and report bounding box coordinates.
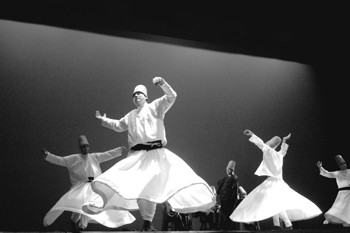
[316,161,322,168]
[153,76,165,86]
[41,148,49,158]
[283,133,291,142]
[96,110,106,119]
[243,129,253,136]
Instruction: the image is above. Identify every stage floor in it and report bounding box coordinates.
[3,229,350,233]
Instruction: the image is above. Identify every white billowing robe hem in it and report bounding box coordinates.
[230,134,322,223]
[43,148,135,229]
[319,167,350,225]
[82,82,216,218]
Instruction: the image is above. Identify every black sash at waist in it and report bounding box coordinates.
[87,177,94,182]
[338,187,350,191]
[130,140,163,151]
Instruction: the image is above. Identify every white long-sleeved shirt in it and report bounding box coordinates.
[249,134,289,179]
[100,82,177,148]
[45,147,123,186]
[319,167,350,189]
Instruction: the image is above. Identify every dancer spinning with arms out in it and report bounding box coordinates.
[83,77,216,231]
[231,130,321,230]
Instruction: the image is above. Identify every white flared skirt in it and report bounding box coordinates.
[230,177,322,223]
[43,182,135,228]
[83,148,216,214]
[324,190,350,225]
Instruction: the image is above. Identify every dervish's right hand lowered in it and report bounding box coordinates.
[95,110,106,119]
[120,146,128,155]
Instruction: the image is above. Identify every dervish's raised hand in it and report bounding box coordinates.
[153,77,165,86]
[243,129,253,136]
[316,161,322,168]
[283,133,291,142]
[41,148,49,157]
[96,110,106,119]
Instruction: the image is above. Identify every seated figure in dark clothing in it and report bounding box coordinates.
[161,201,192,231]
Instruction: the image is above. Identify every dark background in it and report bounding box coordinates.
[0,1,348,231]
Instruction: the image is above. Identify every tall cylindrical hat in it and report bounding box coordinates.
[132,84,148,98]
[238,186,247,196]
[78,135,89,146]
[238,186,247,199]
[266,136,282,149]
[335,154,346,166]
[226,160,236,174]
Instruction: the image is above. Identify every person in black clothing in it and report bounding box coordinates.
[161,201,192,231]
[216,160,239,230]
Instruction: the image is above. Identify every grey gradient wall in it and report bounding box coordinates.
[0,19,346,231]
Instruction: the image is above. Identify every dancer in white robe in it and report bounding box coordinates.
[230,130,321,230]
[317,155,350,227]
[82,77,216,231]
[42,135,135,232]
